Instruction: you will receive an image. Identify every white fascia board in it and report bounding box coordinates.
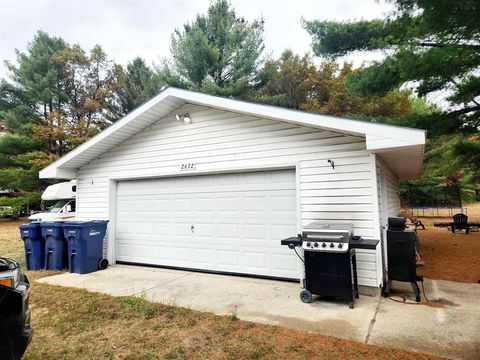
[39,167,76,180]
[366,133,426,151]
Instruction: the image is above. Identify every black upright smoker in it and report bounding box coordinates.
[383,217,423,302]
[282,222,359,308]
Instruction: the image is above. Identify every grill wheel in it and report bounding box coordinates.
[300,289,312,303]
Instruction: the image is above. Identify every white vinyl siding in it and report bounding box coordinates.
[385,169,400,218]
[77,103,381,287]
[376,158,401,276]
[376,159,400,219]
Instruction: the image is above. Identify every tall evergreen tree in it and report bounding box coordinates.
[0,31,66,195]
[303,0,480,200]
[162,0,264,96]
[117,57,163,114]
[303,0,480,134]
[0,31,121,210]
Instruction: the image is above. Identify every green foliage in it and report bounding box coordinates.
[256,54,414,118]
[0,167,41,192]
[304,0,480,203]
[2,31,121,156]
[117,58,163,114]
[0,30,121,211]
[256,50,315,109]
[49,44,121,131]
[303,62,413,118]
[5,30,68,117]
[1,4,478,209]
[452,135,480,187]
[0,133,47,193]
[162,0,264,96]
[304,0,480,131]
[403,134,479,204]
[0,192,42,212]
[303,19,386,57]
[0,133,43,157]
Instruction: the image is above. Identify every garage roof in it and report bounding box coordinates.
[39,87,425,180]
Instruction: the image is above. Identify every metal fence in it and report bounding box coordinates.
[403,206,467,218]
[399,183,468,218]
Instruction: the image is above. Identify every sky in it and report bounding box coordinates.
[0,0,393,79]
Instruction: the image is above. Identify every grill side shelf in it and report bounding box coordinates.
[350,239,379,250]
[280,237,303,247]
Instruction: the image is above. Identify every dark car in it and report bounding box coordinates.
[0,257,32,360]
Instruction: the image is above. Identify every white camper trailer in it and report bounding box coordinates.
[28,180,76,222]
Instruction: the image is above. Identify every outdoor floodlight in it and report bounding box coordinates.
[175,113,191,124]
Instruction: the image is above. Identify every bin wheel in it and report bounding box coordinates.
[98,258,109,270]
[300,289,312,303]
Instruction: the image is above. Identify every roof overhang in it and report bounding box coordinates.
[39,87,426,180]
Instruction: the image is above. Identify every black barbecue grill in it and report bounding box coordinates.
[282,222,360,308]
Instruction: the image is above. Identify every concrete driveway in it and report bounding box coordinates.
[38,265,480,360]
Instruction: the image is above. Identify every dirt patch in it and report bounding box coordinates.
[423,301,446,309]
[416,216,480,284]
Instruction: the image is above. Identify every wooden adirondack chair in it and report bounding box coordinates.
[452,213,469,234]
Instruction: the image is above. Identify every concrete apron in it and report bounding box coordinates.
[37,265,480,360]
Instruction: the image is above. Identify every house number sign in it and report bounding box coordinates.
[179,163,197,171]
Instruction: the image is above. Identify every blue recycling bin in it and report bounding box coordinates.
[63,220,109,274]
[19,223,45,270]
[41,221,68,270]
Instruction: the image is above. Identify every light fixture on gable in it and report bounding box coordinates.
[175,113,192,124]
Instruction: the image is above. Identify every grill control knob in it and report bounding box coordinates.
[329,243,335,248]
[321,243,326,248]
[338,243,343,249]
[314,242,319,247]
[306,242,311,247]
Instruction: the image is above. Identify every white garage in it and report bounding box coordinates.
[39,87,425,293]
[115,169,299,279]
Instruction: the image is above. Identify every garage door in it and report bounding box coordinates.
[115,169,300,279]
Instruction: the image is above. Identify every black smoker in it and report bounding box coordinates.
[383,217,423,302]
[282,222,359,308]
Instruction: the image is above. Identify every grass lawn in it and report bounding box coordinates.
[1,219,439,359]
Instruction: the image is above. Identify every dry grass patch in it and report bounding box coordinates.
[23,283,440,360]
[0,219,62,281]
[0,219,27,267]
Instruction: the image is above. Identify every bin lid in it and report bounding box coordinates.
[19,222,41,229]
[62,220,109,227]
[40,221,65,227]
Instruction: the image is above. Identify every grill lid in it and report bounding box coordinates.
[301,222,353,252]
[302,222,353,240]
